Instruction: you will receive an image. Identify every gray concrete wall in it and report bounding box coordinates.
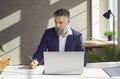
[0,0,88,65]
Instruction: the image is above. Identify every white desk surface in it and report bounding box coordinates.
[0,65,112,79]
[1,62,120,79]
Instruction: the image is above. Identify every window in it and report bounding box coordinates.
[109,0,118,38]
[92,0,118,39]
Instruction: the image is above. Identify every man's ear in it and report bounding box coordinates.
[68,19,70,23]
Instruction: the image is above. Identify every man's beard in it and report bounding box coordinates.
[55,27,68,36]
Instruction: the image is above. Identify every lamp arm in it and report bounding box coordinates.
[111,13,115,48]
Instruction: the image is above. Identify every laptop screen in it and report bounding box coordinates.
[43,51,84,75]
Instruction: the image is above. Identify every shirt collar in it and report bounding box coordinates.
[59,25,73,37]
[66,25,73,36]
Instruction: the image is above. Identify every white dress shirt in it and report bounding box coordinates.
[59,26,73,52]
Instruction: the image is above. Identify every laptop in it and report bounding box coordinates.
[43,51,84,75]
[103,66,120,77]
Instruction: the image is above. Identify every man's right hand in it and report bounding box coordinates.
[29,60,39,69]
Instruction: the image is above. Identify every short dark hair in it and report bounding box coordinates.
[54,8,70,18]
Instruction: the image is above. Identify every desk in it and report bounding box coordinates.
[1,62,120,79]
[84,39,113,48]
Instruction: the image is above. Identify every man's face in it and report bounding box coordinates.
[54,16,70,35]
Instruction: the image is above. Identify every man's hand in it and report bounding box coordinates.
[29,60,39,69]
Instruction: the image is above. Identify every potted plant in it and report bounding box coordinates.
[104,30,116,41]
[0,45,11,71]
[87,45,120,62]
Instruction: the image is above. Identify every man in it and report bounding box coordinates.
[29,8,87,69]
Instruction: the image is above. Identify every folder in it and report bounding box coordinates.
[103,66,120,77]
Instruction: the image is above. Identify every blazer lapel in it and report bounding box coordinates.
[54,36,59,51]
[65,35,75,51]
[54,29,59,51]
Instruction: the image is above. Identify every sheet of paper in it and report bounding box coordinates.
[1,65,44,75]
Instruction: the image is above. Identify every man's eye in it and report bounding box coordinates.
[59,22,63,24]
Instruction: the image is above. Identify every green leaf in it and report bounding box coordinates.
[87,45,120,63]
[0,45,5,52]
[104,30,116,36]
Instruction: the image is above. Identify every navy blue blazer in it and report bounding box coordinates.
[33,27,87,66]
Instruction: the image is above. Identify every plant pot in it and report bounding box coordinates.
[108,35,112,41]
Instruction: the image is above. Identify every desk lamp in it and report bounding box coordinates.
[103,10,115,48]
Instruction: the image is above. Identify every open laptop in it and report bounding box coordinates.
[43,51,84,75]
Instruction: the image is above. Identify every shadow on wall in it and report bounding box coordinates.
[0,0,86,64]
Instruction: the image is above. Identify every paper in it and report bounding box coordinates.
[1,65,44,75]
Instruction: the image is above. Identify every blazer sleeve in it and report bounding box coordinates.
[77,34,87,66]
[32,30,48,64]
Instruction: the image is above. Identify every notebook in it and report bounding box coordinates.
[43,51,84,75]
[103,66,120,77]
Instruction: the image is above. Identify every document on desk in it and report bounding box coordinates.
[1,65,44,75]
[103,66,120,78]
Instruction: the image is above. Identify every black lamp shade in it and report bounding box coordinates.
[103,10,111,19]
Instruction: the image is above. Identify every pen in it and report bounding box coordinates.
[29,56,33,61]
